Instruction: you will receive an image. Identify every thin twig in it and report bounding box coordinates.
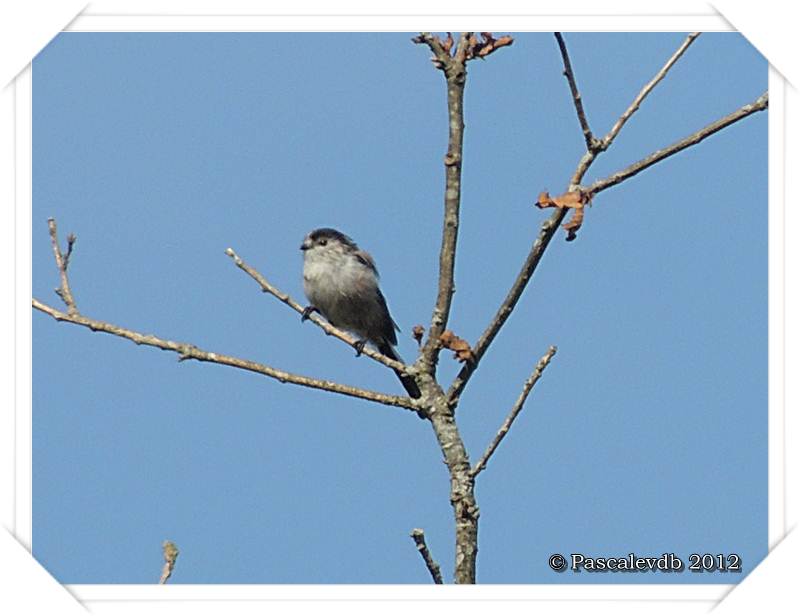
[32,298,419,412]
[471,346,557,478]
[412,32,453,70]
[587,91,769,196]
[225,248,410,375]
[63,233,76,271]
[569,32,702,190]
[446,211,565,407]
[554,33,597,152]
[601,32,701,150]
[159,541,179,584]
[413,32,513,68]
[410,528,444,584]
[47,218,78,315]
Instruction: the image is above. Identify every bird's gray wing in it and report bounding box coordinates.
[354,249,379,278]
[375,288,399,345]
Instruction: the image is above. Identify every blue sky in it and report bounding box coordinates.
[32,32,767,584]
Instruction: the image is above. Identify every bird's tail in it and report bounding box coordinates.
[379,342,425,420]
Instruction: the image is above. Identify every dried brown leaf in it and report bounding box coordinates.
[562,207,585,242]
[535,190,591,240]
[439,330,475,364]
[412,325,425,346]
[466,32,515,59]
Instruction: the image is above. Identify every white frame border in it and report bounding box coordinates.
[13,11,783,609]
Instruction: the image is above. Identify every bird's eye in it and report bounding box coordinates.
[318,239,327,246]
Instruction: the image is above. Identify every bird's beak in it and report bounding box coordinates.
[300,239,311,251]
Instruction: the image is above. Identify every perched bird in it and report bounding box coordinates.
[300,228,424,414]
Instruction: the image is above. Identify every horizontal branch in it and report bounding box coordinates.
[586,91,768,196]
[471,345,557,478]
[32,298,420,412]
[225,248,409,375]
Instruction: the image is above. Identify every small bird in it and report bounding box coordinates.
[300,228,424,413]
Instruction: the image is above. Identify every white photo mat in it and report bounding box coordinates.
[4,2,796,613]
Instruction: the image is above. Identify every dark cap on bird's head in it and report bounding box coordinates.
[301,227,357,251]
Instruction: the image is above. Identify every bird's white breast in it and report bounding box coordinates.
[303,249,376,306]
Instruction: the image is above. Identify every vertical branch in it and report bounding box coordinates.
[414,32,478,585]
[47,218,78,315]
[426,392,480,584]
[420,32,471,372]
[413,32,514,585]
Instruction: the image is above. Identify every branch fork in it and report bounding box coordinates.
[412,32,514,73]
[47,217,78,315]
[535,190,591,242]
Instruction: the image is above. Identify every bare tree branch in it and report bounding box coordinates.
[33,297,419,411]
[159,540,179,584]
[554,33,597,152]
[415,31,478,586]
[412,33,514,376]
[569,32,701,196]
[471,346,557,478]
[411,31,513,586]
[413,32,513,69]
[224,248,410,375]
[445,212,564,407]
[34,34,763,588]
[415,32,472,373]
[35,222,419,410]
[410,528,444,584]
[47,217,79,315]
[586,91,769,196]
[411,32,453,69]
[445,32,759,405]
[601,32,701,150]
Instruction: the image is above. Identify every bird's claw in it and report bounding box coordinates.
[301,305,319,322]
[354,339,367,357]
